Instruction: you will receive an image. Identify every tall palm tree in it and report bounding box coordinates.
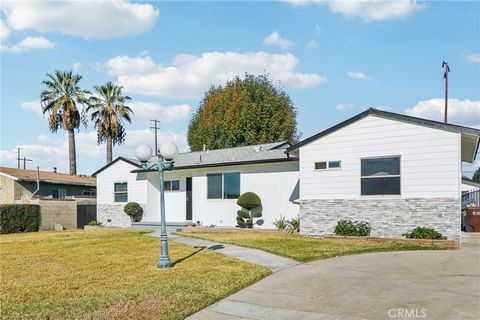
[41,70,90,175]
[88,82,133,164]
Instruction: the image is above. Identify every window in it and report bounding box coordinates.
[361,157,400,195]
[114,182,128,202]
[207,172,240,199]
[164,180,180,191]
[315,161,342,170]
[82,190,96,196]
[52,189,66,199]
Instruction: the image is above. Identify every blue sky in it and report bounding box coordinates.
[1,0,479,175]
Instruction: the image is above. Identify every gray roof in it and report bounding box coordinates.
[135,141,296,172]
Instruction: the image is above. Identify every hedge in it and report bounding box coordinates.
[0,204,41,234]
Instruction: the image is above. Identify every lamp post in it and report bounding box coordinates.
[135,142,179,269]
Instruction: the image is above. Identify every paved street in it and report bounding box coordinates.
[188,233,480,320]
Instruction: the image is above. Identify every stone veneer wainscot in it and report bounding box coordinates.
[300,198,460,241]
[97,203,147,228]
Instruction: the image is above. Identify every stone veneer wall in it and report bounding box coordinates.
[300,198,460,240]
[97,203,147,227]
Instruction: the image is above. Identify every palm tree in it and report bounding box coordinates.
[41,70,90,175]
[88,82,133,164]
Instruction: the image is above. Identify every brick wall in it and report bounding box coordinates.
[300,198,460,240]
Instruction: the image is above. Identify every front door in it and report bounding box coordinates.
[186,177,192,221]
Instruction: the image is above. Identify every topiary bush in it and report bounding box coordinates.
[403,227,445,240]
[334,220,371,236]
[236,192,263,228]
[0,204,41,234]
[124,202,143,222]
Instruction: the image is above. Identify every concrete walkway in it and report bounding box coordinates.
[188,233,480,320]
[168,235,299,272]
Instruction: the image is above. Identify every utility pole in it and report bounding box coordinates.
[442,61,450,123]
[150,119,160,155]
[16,147,22,169]
[22,157,32,170]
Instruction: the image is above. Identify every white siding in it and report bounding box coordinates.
[299,115,461,200]
[145,161,300,228]
[96,160,147,205]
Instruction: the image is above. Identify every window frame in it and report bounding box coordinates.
[113,182,128,203]
[52,188,66,199]
[164,179,180,191]
[360,156,401,196]
[314,160,342,170]
[206,172,241,200]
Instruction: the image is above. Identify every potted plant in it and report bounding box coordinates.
[124,202,143,223]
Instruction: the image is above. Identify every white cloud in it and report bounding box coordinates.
[263,31,293,50]
[314,24,321,33]
[73,62,81,71]
[0,129,188,174]
[346,71,369,80]
[1,36,55,53]
[405,98,480,126]
[2,0,159,39]
[105,52,327,99]
[0,19,10,40]
[336,103,355,112]
[306,40,319,49]
[21,100,43,116]
[131,102,191,122]
[286,0,424,21]
[466,53,480,63]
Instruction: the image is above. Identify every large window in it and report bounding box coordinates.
[114,182,128,202]
[164,180,180,191]
[361,157,400,195]
[52,189,66,199]
[207,172,240,199]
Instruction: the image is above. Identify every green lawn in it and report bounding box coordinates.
[178,229,444,262]
[0,230,270,320]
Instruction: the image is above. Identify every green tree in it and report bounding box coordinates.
[473,168,480,182]
[41,70,90,175]
[187,74,298,151]
[88,82,133,164]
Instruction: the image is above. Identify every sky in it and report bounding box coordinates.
[0,0,479,176]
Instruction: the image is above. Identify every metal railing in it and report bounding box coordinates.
[462,189,480,208]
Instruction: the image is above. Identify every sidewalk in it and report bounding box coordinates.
[168,234,299,273]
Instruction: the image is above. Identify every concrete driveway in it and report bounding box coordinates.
[189,233,480,320]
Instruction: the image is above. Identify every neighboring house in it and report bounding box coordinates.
[93,157,149,227]
[462,177,480,192]
[0,167,96,203]
[287,108,479,241]
[92,142,300,229]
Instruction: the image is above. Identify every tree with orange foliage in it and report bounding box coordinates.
[187,74,298,151]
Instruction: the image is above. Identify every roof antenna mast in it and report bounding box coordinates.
[150,119,160,155]
[442,61,450,123]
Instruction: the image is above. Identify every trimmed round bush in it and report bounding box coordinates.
[123,202,143,217]
[236,192,262,210]
[334,220,371,236]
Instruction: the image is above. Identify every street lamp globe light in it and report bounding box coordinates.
[159,142,179,161]
[135,144,153,163]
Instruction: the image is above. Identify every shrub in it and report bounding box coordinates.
[88,220,102,226]
[334,220,371,236]
[273,216,288,230]
[403,227,445,240]
[124,202,143,221]
[0,204,41,234]
[236,192,263,228]
[286,216,300,234]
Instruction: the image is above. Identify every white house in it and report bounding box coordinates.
[93,109,479,241]
[93,142,300,230]
[287,108,479,241]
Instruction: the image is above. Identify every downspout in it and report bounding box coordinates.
[31,166,40,197]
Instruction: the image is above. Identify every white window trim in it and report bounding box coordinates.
[113,181,128,203]
[206,172,241,200]
[360,156,401,197]
[314,160,342,170]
